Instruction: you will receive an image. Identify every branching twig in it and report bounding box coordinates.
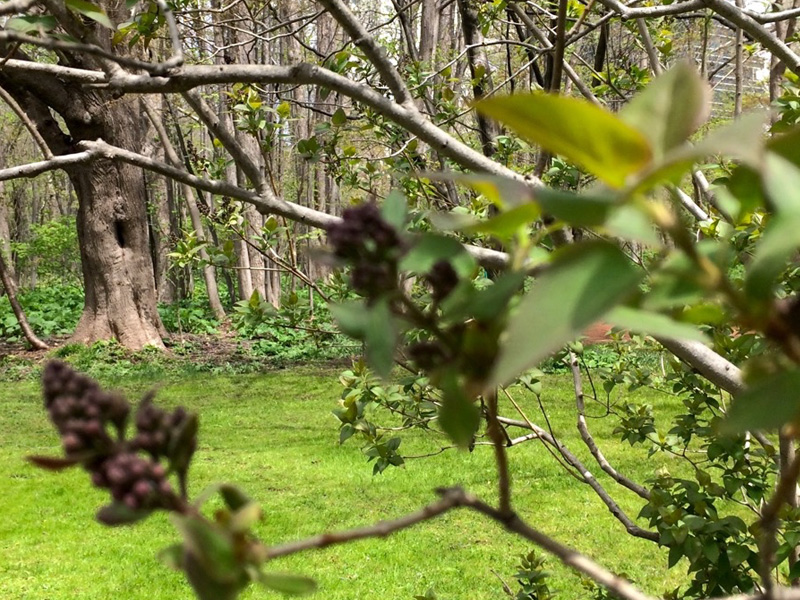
[570,352,651,500]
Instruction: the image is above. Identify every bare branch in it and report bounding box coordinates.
[700,0,800,73]
[0,150,97,181]
[0,85,51,159]
[497,415,658,541]
[258,487,464,560]
[0,0,37,16]
[316,0,413,105]
[570,353,651,500]
[181,88,268,196]
[456,490,657,600]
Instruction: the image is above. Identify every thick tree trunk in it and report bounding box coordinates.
[0,1,166,350]
[68,100,165,349]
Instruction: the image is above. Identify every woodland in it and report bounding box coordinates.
[6,0,800,600]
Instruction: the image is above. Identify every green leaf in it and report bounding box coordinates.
[229,502,263,533]
[157,544,184,571]
[727,545,750,568]
[364,299,396,378]
[632,112,768,193]
[534,188,617,227]
[442,271,526,322]
[219,484,251,511]
[183,552,244,600]
[193,483,252,511]
[426,172,533,209]
[171,515,240,583]
[381,190,407,229]
[5,15,58,33]
[606,306,709,342]
[475,93,652,187]
[763,152,800,215]
[463,203,540,239]
[329,301,368,338]
[721,369,800,434]
[603,205,661,246]
[744,213,800,300]
[259,572,318,596]
[65,0,114,28]
[400,234,476,278]
[619,62,710,158]
[331,107,347,126]
[96,503,153,526]
[490,241,642,386]
[438,372,480,447]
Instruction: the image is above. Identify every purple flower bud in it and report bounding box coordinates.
[133,480,152,499]
[62,433,83,453]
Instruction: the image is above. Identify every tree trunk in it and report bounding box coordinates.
[0,34,165,349]
[69,104,165,349]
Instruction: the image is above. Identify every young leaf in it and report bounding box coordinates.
[438,373,480,448]
[65,0,114,28]
[744,214,800,300]
[619,62,710,158]
[229,502,263,533]
[426,172,533,208]
[534,188,617,227]
[364,299,397,378]
[721,369,800,434]
[400,234,476,277]
[443,271,526,322]
[259,572,318,596]
[763,153,800,215]
[381,190,408,229]
[490,241,642,386]
[331,108,347,126]
[606,306,709,342]
[475,94,652,188]
[463,203,540,239]
[171,515,240,583]
[5,15,58,33]
[183,552,244,600]
[157,544,184,571]
[193,482,252,510]
[329,301,369,339]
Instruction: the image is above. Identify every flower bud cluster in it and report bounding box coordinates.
[134,401,195,459]
[407,340,448,371]
[39,361,188,515]
[426,260,459,302]
[328,203,404,299]
[92,452,177,511]
[43,361,129,456]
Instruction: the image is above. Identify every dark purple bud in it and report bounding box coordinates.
[62,433,83,453]
[123,494,140,510]
[107,466,127,486]
[133,480,152,499]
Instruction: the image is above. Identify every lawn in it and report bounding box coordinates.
[1,366,690,600]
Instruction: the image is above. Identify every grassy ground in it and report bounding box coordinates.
[1,367,690,600]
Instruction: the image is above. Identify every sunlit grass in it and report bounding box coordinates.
[1,368,689,600]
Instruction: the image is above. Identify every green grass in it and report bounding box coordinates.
[1,369,691,600]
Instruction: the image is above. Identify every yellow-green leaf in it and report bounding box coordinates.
[475,93,652,188]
